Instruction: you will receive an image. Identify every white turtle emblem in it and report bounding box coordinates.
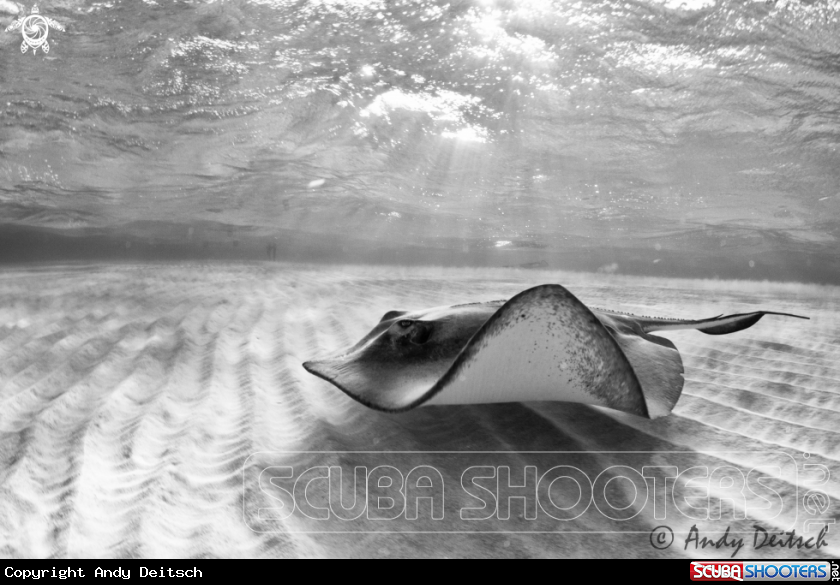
[5,5,65,55]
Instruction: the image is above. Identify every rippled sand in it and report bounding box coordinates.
[0,263,837,558]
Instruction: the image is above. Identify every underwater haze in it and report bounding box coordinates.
[1,0,839,281]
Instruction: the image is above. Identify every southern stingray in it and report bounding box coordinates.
[302,284,808,419]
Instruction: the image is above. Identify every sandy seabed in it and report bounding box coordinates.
[0,262,837,559]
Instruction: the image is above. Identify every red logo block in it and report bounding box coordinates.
[691,562,744,582]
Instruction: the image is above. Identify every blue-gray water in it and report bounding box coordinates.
[1,0,839,281]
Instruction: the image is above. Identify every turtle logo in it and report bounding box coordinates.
[5,5,65,55]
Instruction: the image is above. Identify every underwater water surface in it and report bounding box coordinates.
[1,0,839,280]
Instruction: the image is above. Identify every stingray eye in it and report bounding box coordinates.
[398,320,414,328]
[408,323,431,345]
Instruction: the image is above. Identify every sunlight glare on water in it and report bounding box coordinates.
[0,0,838,281]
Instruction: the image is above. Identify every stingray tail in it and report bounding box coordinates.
[604,310,807,417]
[640,311,809,335]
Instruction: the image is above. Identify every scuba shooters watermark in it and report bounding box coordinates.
[243,450,835,550]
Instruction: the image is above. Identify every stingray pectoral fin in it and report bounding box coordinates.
[303,353,441,411]
[423,285,651,418]
[605,329,684,418]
